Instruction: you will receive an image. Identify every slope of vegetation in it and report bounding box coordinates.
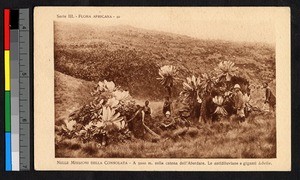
[55,71,94,123]
[54,22,275,100]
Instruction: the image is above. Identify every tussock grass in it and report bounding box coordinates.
[56,110,276,158]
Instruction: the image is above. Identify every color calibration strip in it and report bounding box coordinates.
[4,8,12,171]
[4,8,30,171]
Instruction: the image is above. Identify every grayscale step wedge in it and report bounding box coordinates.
[19,8,30,171]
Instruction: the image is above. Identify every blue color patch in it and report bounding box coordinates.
[5,132,12,171]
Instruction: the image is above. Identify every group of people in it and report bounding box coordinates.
[128,82,276,139]
[226,82,276,122]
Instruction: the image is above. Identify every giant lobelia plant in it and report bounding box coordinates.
[157,65,178,98]
[179,75,203,120]
[215,61,238,82]
[58,80,133,145]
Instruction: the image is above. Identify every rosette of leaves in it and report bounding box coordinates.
[80,120,106,143]
[215,61,238,81]
[157,65,178,97]
[70,81,130,126]
[199,73,217,94]
[78,105,127,144]
[101,106,125,131]
[181,75,202,103]
[119,100,137,121]
[106,97,120,108]
[197,73,218,123]
[68,98,104,126]
[91,80,117,97]
[58,120,79,139]
[113,90,131,106]
[106,91,132,114]
[66,80,135,144]
[179,75,203,119]
[212,96,228,116]
[89,98,104,120]
[113,91,134,118]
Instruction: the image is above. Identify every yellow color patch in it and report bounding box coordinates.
[5,50,10,91]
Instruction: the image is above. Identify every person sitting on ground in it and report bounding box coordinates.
[160,111,176,130]
[263,82,276,112]
[163,96,172,115]
[232,84,246,122]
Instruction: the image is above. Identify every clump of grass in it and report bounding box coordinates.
[82,142,98,156]
[186,127,199,138]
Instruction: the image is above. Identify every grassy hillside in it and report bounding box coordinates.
[55,71,94,122]
[54,22,275,100]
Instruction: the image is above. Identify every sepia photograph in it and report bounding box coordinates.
[34,7,290,171]
[54,13,276,159]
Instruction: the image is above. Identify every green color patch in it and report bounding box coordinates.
[5,91,11,132]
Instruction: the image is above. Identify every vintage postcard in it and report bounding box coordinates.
[34,7,291,171]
